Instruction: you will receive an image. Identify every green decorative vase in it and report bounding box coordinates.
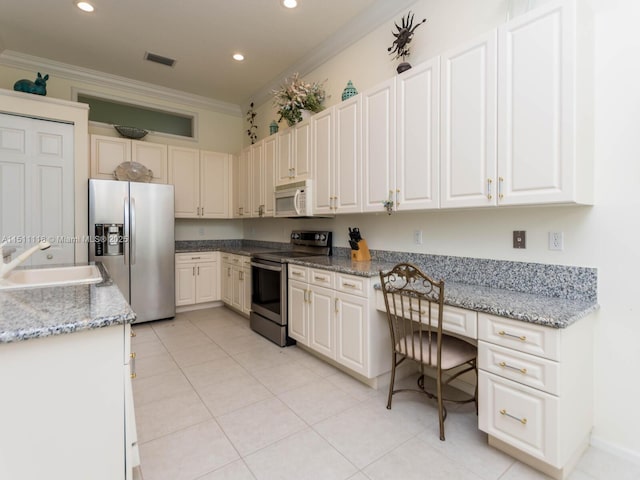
[341,80,358,101]
[269,121,279,135]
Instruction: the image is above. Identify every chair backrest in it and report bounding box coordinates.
[379,263,445,366]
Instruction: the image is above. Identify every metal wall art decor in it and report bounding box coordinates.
[246,102,258,144]
[13,72,49,96]
[388,11,427,74]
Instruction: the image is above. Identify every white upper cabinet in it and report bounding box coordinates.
[262,135,276,217]
[313,97,362,215]
[169,146,231,218]
[362,77,396,212]
[497,0,592,205]
[249,136,275,218]
[440,31,498,209]
[90,135,168,184]
[334,96,362,214]
[396,57,440,211]
[233,147,251,218]
[275,121,312,185]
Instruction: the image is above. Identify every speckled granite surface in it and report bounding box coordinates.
[288,255,598,329]
[0,264,135,344]
[175,239,289,256]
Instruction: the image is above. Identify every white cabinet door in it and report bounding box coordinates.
[221,261,233,305]
[234,148,251,217]
[250,141,264,217]
[0,114,75,265]
[90,135,130,179]
[293,119,312,180]
[334,95,361,214]
[288,279,309,345]
[440,31,498,208]
[309,285,335,359]
[131,140,168,184]
[396,58,440,210]
[195,261,217,303]
[169,145,200,217]
[312,108,334,215]
[497,0,575,205]
[242,262,252,316]
[335,291,368,376]
[262,135,276,217]
[175,262,197,306]
[200,150,230,218]
[362,77,396,212]
[231,264,243,312]
[276,128,293,185]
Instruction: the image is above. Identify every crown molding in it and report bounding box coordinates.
[246,0,417,108]
[0,50,243,117]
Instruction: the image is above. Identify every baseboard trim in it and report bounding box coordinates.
[589,435,640,466]
[176,301,224,313]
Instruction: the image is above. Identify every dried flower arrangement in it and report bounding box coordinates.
[272,73,327,126]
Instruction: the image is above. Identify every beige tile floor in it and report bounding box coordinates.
[131,307,640,480]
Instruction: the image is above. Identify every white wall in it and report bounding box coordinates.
[242,0,640,461]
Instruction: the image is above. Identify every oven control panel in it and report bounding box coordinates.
[290,230,332,247]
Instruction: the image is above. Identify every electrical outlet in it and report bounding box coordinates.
[513,230,526,249]
[414,230,423,245]
[549,231,564,251]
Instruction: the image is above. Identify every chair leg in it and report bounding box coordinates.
[437,370,445,441]
[387,353,397,410]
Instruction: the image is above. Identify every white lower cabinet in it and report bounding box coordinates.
[221,253,251,316]
[478,313,594,479]
[175,252,220,307]
[288,265,387,378]
[0,324,134,479]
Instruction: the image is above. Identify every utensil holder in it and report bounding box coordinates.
[351,239,371,262]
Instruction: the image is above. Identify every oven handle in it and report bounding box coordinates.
[251,261,282,272]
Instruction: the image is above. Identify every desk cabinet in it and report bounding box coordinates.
[478,313,594,479]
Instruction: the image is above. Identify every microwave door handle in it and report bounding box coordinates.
[294,190,301,215]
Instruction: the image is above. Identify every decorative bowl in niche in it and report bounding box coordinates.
[114,125,148,139]
[114,161,153,182]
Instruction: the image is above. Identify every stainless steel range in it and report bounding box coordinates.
[250,230,332,347]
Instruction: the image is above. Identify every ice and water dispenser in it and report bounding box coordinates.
[94,224,124,256]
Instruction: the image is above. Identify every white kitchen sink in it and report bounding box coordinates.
[0,265,103,291]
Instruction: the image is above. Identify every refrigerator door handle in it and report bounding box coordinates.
[130,197,136,265]
[124,196,130,265]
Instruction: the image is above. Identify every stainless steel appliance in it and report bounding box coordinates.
[274,179,314,217]
[89,179,175,323]
[250,230,332,346]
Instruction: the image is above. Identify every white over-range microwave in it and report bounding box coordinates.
[274,179,313,217]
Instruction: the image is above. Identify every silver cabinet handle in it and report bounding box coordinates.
[487,178,493,200]
[335,298,339,313]
[500,409,527,425]
[130,351,136,379]
[343,282,357,288]
[314,276,327,282]
[197,266,200,275]
[498,330,527,341]
[499,361,527,374]
[498,177,504,200]
[192,266,196,276]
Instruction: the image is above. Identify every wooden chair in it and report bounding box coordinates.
[379,263,477,440]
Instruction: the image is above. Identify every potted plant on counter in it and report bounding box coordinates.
[273,73,327,126]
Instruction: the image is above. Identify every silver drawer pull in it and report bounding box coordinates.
[191,256,201,260]
[314,276,327,282]
[292,271,303,276]
[343,282,357,288]
[498,330,526,341]
[500,409,527,425]
[499,361,527,374]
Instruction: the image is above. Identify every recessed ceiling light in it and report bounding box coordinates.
[76,1,95,12]
[233,53,245,61]
[282,0,298,9]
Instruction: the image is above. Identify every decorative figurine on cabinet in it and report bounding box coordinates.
[13,72,49,96]
[388,11,427,74]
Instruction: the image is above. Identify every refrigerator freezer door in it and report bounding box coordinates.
[129,182,175,322]
[89,179,130,303]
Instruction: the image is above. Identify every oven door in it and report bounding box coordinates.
[250,259,287,325]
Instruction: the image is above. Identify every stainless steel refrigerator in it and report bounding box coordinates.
[89,179,175,323]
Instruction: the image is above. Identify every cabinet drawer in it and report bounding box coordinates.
[375,291,477,339]
[479,341,559,395]
[336,274,368,297]
[241,255,251,267]
[288,265,308,281]
[478,313,560,361]
[479,371,559,465]
[310,268,334,288]
[176,252,217,263]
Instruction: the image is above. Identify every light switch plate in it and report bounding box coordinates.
[513,230,526,249]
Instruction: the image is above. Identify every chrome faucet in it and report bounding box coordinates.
[0,241,51,279]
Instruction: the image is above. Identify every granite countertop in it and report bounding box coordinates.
[175,245,283,256]
[287,256,599,329]
[0,263,135,344]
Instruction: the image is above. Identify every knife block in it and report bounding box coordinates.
[351,239,371,262]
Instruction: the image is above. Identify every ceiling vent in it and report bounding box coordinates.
[144,52,176,67]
